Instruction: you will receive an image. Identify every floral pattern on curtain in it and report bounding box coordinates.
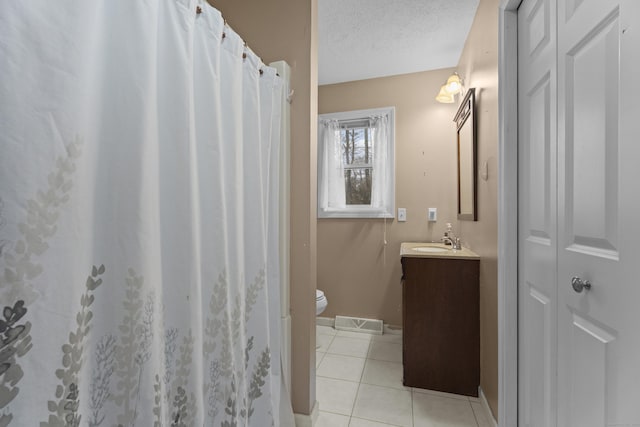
[0,0,291,425]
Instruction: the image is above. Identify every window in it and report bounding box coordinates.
[317,107,395,218]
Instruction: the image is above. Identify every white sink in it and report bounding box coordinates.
[412,246,450,253]
[401,242,479,260]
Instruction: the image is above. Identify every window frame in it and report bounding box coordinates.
[317,106,395,219]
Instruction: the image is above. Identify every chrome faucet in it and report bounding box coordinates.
[441,226,462,250]
[441,236,462,250]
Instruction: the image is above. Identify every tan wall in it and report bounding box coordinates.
[208,0,318,415]
[318,69,460,327]
[318,0,500,419]
[456,0,500,418]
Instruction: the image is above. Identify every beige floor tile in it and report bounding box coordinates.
[318,325,338,336]
[361,359,410,390]
[412,388,470,402]
[318,353,366,382]
[316,376,359,416]
[316,351,326,368]
[371,333,403,344]
[352,384,413,427]
[471,402,495,427]
[349,417,402,427]
[367,341,402,363]
[327,336,371,358]
[413,392,477,427]
[316,324,481,427]
[317,333,335,353]
[336,330,376,341]
[316,411,350,427]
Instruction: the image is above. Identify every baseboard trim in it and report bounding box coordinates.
[383,323,402,335]
[316,317,403,337]
[294,400,319,427]
[478,387,498,427]
[315,316,334,327]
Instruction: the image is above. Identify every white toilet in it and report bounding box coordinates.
[316,289,328,315]
[316,290,328,349]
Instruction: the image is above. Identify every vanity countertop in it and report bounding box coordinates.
[400,242,480,260]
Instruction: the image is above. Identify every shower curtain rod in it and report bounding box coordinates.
[195,4,279,77]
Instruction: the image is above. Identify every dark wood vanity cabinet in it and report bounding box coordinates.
[401,256,480,396]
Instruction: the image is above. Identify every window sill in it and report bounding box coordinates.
[318,208,394,219]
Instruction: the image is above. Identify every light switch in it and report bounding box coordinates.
[428,208,437,222]
[398,208,407,222]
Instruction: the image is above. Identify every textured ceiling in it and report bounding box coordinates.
[318,0,480,85]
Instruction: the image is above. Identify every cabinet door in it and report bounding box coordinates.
[402,257,479,396]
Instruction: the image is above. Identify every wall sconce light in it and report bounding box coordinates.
[445,73,463,94]
[435,85,455,103]
[436,72,464,103]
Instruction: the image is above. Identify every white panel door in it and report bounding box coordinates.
[556,0,640,426]
[518,0,558,425]
[519,0,640,425]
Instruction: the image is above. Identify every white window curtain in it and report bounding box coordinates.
[318,109,394,218]
[0,1,294,426]
[318,120,346,210]
[370,115,391,210]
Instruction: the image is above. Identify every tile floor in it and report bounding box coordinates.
[315,325,494,427]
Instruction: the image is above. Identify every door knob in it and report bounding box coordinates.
[571,277,591,293]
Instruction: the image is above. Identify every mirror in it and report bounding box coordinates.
[454,88,477,221]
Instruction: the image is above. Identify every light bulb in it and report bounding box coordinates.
[445,73,462,94]
[435,85,455,103]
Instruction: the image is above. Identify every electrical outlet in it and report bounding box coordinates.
[398,208,407,222]
[428,208,437,222]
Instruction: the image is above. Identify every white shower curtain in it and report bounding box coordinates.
[0,0,293,425]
